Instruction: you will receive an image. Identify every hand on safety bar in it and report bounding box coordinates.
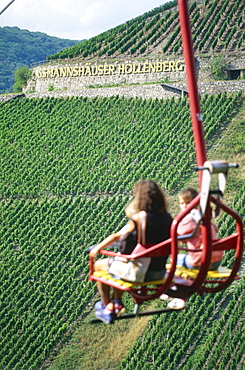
[87,242,121,253]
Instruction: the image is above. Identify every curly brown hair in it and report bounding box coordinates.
[126,180,167,216]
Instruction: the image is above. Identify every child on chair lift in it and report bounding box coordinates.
[161,187,223,309]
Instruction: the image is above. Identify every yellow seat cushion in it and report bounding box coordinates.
[166,264,233,279]
[93,270,165,287]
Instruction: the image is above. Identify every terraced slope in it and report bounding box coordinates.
[0,92,244,370]
[48,0,245,61]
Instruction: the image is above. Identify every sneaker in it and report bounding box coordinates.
[94,301,105,311]
[95,308,116,324]
[114,302,126,316]
[159,293,173,302]
[167,298,186,310]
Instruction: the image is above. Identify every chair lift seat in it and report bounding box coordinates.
[92,270,166,289]
[166,264,236,280]
[167,233,240,280]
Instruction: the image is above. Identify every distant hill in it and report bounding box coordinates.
[0,26,82,93]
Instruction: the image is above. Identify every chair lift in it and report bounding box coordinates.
[89,160,243,320]
[170,0,244,299]
[88,0,244,321]
[165,160,243,300]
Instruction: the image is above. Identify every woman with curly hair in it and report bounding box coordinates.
[89,180,172,324]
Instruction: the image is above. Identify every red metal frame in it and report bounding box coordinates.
[89,238,177,305]
[199,196,244,294]
[178,0,207,169]
[168,196,244,298]
[178,0,213,295]
[177,0,243,297]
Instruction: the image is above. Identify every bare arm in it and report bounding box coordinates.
[89,219,136,258]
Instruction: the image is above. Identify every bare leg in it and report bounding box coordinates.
[97,281,111,306]
[94,258,109,272]
[113,288,123,300]
[94,258,124,309]
[94,258,111,305]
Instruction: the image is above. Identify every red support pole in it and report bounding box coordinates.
[178,0,207,171]
[177,0,212,296]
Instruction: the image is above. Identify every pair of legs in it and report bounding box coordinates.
[160,255,221,309]
[94,258,123,310]
[177,254,222,271]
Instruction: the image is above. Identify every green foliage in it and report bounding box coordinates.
[229,119,245,152]
[13,66,32,93]
[48,84,54,91]
[1,93,242,200]
[209,56,228,80]
[0,26,81,93]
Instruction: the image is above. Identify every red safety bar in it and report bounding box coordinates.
[199,196,244,294]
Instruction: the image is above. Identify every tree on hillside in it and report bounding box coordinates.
[13,66,31,93]
[209,56,228,80]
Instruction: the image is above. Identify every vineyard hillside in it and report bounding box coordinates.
[0,92,245,370]
[48,0,245,61]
